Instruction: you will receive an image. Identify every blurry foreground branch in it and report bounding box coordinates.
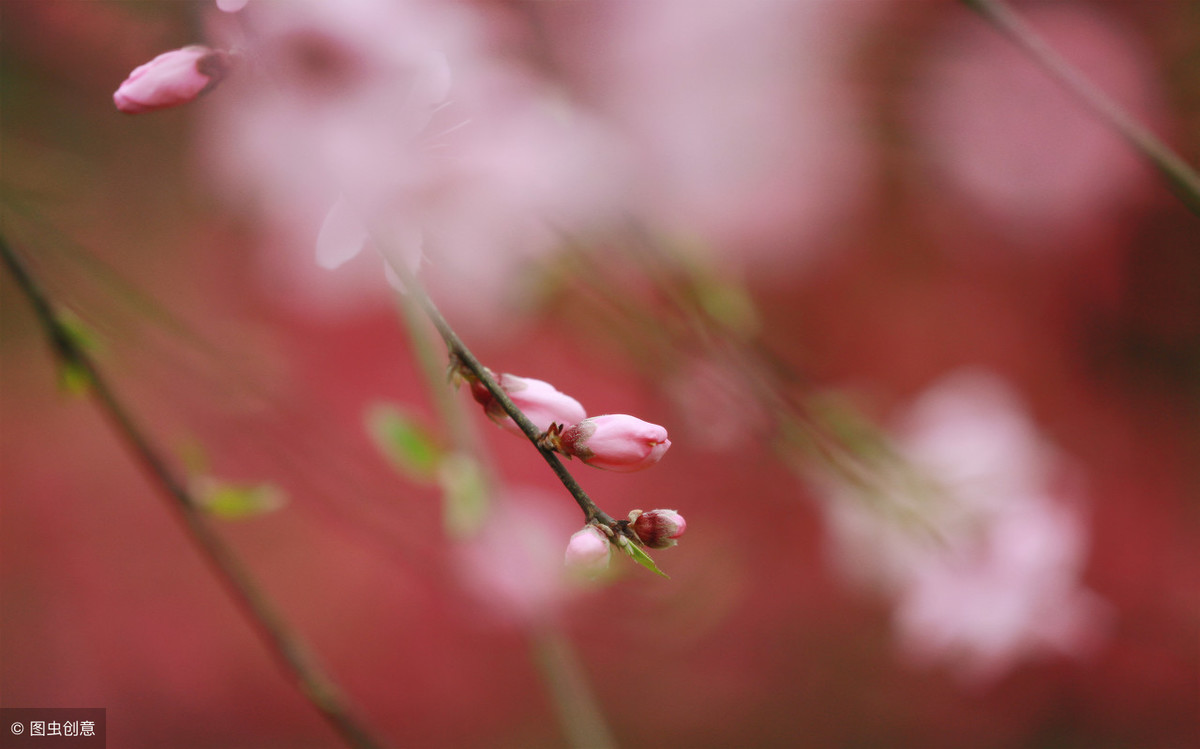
[963,0,1200,217]
[0,233,391,749]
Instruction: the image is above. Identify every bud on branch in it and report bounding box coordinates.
[114,46,235,114]
[552,415,671,472]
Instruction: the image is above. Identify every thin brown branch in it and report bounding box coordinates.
[387,260,625,534]
[962,0,1200,217]
[0,233,391,749]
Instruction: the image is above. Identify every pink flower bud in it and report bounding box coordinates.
[558,415,671,472]
[113,46,233,114]
[470,374,586,437]
[631,509,687,549]
[564,526,611,573]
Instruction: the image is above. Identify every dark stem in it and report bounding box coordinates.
[389,262,621,532]
[0,234,390,749]
[961,0,1200,217]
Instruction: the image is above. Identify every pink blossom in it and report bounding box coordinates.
[470,374,586,437]
[909,5,1157,243]
[631,509,687,549]
[563,526,611,574]
[559,415,671,472]
[453,490,582,623]
[554,0,875,272]
[216,0,249,12]
[820,369,1111,683]
[114,46,232,114]
[200,0,627,327]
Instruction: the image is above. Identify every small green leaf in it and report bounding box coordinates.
[366,403,443,482]
[622,540,669,578]
[58,310,101,353]
[437,452,490,539]
[194,478,286,519]
[57,359,92,396]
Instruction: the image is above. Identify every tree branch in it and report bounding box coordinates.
[962,0,1200,217]
[387,261,628,536]
[0,233,391,749]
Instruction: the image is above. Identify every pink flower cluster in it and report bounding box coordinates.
[468,370,682,574]
[469,372,671,474]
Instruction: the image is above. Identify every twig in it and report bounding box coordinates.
[0,233,391,749]
[961,0,1200,217]
[387,261,625,535]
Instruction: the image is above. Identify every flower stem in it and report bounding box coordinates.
[388,262,622,533]
[961,0,1200,217]
[0,233,391,749]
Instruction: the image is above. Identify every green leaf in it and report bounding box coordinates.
[57,359,92,396]
[621,540,669,578]
[437,452,490,539]
[58,310,101,353]
[194,478,286,519]
[366,403,443,482]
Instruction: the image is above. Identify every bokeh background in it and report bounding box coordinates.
[2,1,1197,747]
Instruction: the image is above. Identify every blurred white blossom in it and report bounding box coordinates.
[821,369,1112,684]
[201,0,627,324]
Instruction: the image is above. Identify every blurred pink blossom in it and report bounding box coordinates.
[910,5,1159,243]
[821,369,1111,683]
[453,490,583,624]
[201,0,627,325]
[555,0,876,272]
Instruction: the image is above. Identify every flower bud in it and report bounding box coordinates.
[558,415,671,472]
[113,46,234,114]
[470,373,586,437]
[631,509,687,549]
[564,526,611,574]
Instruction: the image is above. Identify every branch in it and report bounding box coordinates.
[0,233,391,749]
[387,261,628,536]
[961,0,1200,217]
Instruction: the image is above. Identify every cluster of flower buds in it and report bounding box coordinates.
[113,46,235,114]
[563,508,688,575]
[467,370,672,473]
[463,369,684,574]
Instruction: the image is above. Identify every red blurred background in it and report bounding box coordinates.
[2,1,1197,747]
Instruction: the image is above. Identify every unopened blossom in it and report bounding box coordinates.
[558,415,670,472]
[114,46,233,114]
[470,373,586,437]
[631,509,687,549]
[564,526,611,574]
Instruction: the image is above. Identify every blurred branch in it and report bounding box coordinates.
[531,626,619,749]
[0,233,391,749]
[962,0,1200,217]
